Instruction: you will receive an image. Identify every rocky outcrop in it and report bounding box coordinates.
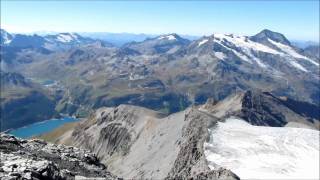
[238,91,320,128]
[55,105,239,180]
[200,90,320,129]
[165,109,239,180]
[0,133,117,180]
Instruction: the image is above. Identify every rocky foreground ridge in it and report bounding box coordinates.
[66,106,239,179]
[0,133,117,180]
[1,91,319,180]
[0,132,239,180]
[51,90,319,179]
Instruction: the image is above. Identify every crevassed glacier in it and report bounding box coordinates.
[204,117,320,179]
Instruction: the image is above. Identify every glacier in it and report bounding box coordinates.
[204,118,320,179]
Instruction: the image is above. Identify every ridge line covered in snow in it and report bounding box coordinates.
[214,39,252,63]
[214,33,281,55]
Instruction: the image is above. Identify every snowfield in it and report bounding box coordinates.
[158,35,176,40]
[207,33,318,72]
[204,118,320,179]
[198,39,208,46]
[57,33,78,43]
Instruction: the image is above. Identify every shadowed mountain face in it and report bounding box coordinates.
[0,71,58,131]
[1,71,30,87]
[1,29,319,130]
[199,90,320,129]
[238,91,320,128]
[304,45,320,59]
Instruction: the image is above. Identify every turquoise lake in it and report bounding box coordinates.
[8,117,79,139]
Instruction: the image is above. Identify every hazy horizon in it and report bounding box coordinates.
[2,29,319,44]
[1,1,319,42]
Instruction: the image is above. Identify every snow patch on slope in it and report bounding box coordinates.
[214,52,226,60]
[289,61,308,72]
[158,35,176,41]
[57,33,78,43]
[204,117,319,179]
[268,39,319,66]
[213,34,271,68]
[214,40,252,63]
[198,39,208,46]
[214,34,280,54]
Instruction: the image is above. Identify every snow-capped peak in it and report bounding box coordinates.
[206,32,318,72]
[211,33,279,68]
[56,33,79,43]
[1,29,13,44]
[158,34,177,40]
[252,29,291,45]
[213,33,279,54]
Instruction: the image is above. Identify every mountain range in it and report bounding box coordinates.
[1,28,319,132]
[1,28,319,179]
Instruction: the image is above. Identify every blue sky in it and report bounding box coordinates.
[1,1,319,41]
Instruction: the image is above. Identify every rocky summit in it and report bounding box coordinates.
[0,133,117,180]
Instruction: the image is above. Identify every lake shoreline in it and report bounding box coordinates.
[8,116,80,139]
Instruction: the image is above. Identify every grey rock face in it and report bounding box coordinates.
[238,90,320,128]
[60,105,239,180]
[98,124,132,156]
[200,90,320,129]
[0,133,117,180]
[165,109,239,180]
